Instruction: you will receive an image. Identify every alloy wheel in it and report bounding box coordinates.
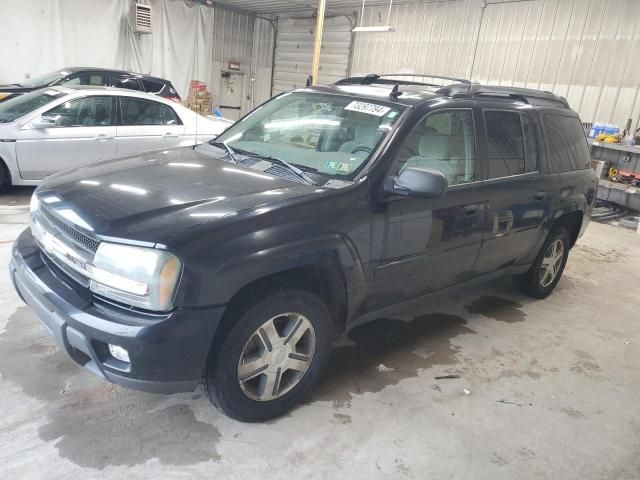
[237,312,316,401]
[539,238,565,288]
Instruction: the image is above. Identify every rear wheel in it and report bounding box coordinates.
[203,289,332,422]
[514,227,570,299]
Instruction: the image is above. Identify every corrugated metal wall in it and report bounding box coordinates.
[209,8,255,114]
[350,0,640,128]
[272,15,354,95]
[251,17,276,108]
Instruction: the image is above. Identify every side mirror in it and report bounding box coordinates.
[384,167,448,199]
[32,116,57,129]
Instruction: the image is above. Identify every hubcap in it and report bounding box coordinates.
[539,238,565,288]
[237,312,316,402]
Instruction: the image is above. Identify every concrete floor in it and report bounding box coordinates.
[0,187,638,480]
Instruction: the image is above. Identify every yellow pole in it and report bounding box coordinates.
[310,0,326,86]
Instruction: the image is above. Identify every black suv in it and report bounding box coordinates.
[10,74,597,422]
[0,67,181,103]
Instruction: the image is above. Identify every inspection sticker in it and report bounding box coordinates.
[325,161,353,173]
[344,101,391,117]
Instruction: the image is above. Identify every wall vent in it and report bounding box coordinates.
[132,3,152,34]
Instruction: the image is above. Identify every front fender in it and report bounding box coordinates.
[176,232,368,316]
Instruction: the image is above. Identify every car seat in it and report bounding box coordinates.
[339,119,380,154]
[403,133,465,183]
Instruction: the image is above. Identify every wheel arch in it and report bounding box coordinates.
[201,234,367,370]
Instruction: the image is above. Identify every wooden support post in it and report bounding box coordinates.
[310,0,326,86]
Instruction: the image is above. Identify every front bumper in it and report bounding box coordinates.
[10,228,226,394]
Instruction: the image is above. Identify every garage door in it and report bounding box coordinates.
[272,15,353,96]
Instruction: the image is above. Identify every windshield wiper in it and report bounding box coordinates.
[251,154,317,186]
[210,141,239,164]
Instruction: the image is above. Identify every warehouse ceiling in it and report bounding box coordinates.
[200,0,424,15]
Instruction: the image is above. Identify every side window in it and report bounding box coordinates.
[484,110,525,178]
[44,96,113,127]
[62,74,103,86]
[522,114,538,173]
[161,105,181,125]
[109,75,142,91]
[120,98,165,126]
[141,79,165,94]
[397,109,476,186]
[543,114,591,172]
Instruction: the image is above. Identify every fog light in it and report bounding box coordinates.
[108,344,130,363]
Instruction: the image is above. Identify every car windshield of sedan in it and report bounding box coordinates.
[19,70,69,88]
[213,92,405,179]
[0,89,67,123]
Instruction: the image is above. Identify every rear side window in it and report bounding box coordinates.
[484,110,525,179]
[62,74,104,86]
[141,79,165,94]
[543,114,591,172]
[522,114,538,173]
[109,76,142,91]
[120,98,181,125]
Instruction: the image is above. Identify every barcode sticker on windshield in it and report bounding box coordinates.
[345,101,391,117]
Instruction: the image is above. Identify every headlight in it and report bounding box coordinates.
[89,243,182,312]
[29,192,40,213]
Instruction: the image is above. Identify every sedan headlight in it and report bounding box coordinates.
[89,243,182,312]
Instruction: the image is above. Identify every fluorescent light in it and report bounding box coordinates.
[80,180,100,186]
[264,118,340,130]
[352,26,394,32]
[168,162,203,168]
[110,184,147,195]
[222,167,273,180]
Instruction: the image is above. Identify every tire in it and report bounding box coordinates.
[514,227,570,299]
[203,289,333,422]
[0,161,8,191]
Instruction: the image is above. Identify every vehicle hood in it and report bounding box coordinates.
[36,147,322,245]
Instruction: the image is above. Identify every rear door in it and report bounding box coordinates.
[15,95,116,180]
[366,105,486,311]
[473,105,547,274]
[115,96,185,156]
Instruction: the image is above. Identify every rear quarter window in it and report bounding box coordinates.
[543,114,591,172]
[141,79,165,94]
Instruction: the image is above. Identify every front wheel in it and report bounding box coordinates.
[203,289,332,422]
[514,227,570,299]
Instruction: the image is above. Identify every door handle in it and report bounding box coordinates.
[163,132,180,138]
[93,134,114,141]
[463,204,481,215]
[533,191,546,201]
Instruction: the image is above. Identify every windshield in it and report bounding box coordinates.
[0,89,67,123]
[19,70,69,88]
[214,92,405,179]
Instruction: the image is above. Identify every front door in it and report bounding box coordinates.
[473,108,549,274]
[115,97,185,156]
[15,95,116,180]
[366,107,485,312]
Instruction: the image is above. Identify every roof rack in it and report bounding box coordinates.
[438,84,570,108]
[335,73,472,88]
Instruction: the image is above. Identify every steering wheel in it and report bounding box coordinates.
[351,145,372,155]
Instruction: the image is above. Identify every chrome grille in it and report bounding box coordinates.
[41,251,90,287]
[39,206,100,253]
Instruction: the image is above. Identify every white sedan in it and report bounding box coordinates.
[0,86,233,186]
